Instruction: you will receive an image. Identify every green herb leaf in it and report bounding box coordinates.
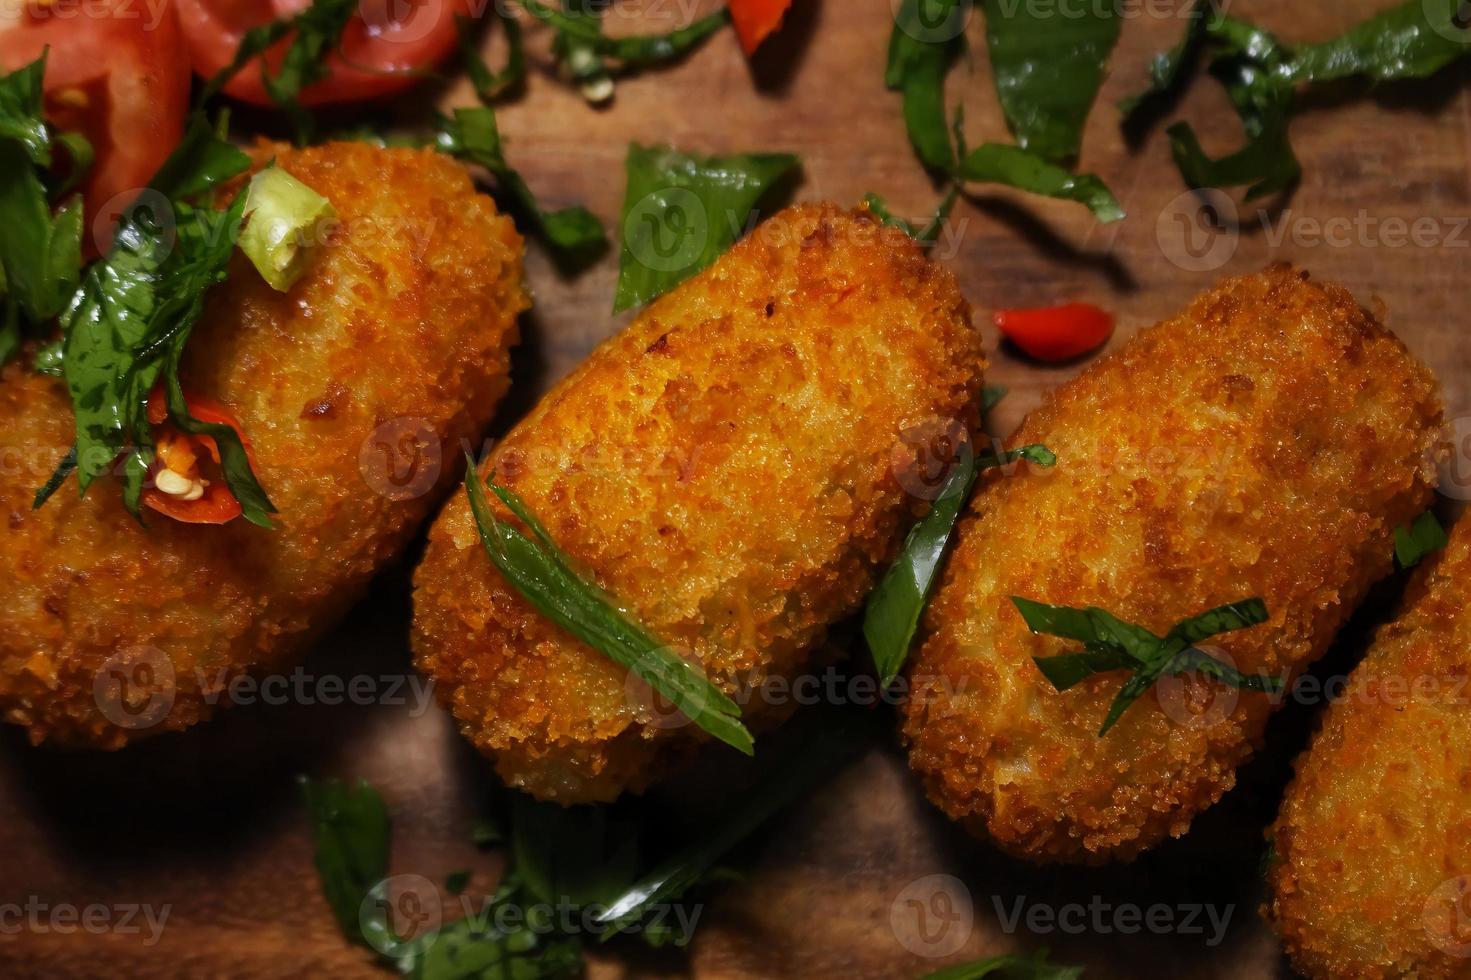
[519,0,730,65]
[301,776,390,948]
[594,710,869,937]
[922,947,1084,980]
[395,877,583,980]
[980,384,1007,414]
[464,459,754,755]
[1285,0,1471,84]
[550,0,614,104]
[1117,0,1209,118]
[437,107,608,264]
[614,143,798,312]
[196,21,293,108]
[46,116,274,524]
[1395,509,1448,568]
[886,0,968,172]
[982,0,1120,163]
[261,0,356,145]
[1016,595,1281,735]
[865,443,1056,684]
[956,143,1124,222]
[511,796,641,909]
[457,11,525,102]
[862,187,959,245]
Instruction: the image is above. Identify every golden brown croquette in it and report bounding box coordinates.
[0,141,526,747]
[412,203,984,803]
[902,265,1444,863]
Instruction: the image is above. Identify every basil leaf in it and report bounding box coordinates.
[866,443,1055,684]
[464,459,754,755]
[887,0,968,172]
[436,107,607,263]
[614,143,798,312]
[922,947,1084,980]
[982,0,1120,163]
[519,0,729,65]
[1286,0,1470,84]
[956,143,1124,222]
[594,710,868,936]
[1033,645,1139,691]
[457,10,525,102]
[1395,509,1449,568]
[301,776,390,948]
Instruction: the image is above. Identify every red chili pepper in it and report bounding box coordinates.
[142,386,256,525]
[993,302,1115,362]
[728,0,794,55]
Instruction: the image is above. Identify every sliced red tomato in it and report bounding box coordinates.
[176,0,469,106]
[143,387,257,525]
[729,0,793,55]
[0,0,188,241]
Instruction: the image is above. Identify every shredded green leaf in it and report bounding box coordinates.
[865,442,1055,685]
[957,143,1124,222]
[457,10,526,102]
[1395,509,1448,569]
[41,117,276,527]
[886,0,968,172]
[519,0,730,66]
[982,0,1121,163]
[464,458,753,754]
[614,143,799,312]
[437,107,608,264]
[922,947,1084,980]
[301,776,390,948]
[1017,595,1281,735]
[862,188,960,245]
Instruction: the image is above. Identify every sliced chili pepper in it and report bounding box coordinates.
[142,386,256,525]
[729,0,794,56]
[993,302,1115,362]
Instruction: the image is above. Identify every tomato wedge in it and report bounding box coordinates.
[142,387,258,525]
[729,0,794,55]
[176,0,469,106]
[0,0,189,240]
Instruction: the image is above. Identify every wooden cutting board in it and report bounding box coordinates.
[5,1,1470,976]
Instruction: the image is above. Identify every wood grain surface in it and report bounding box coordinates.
[4,1,1471,977]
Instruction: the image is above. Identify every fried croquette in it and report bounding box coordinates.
[1267,518,1471,979]
[412,203,984,803]
[901,265,1444,863]
[0,141,527,747]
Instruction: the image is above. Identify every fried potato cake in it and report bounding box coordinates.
[0,141,527,747]
[902,265,1444,863]
[412,203,984,803]
[1267,518,1471,979]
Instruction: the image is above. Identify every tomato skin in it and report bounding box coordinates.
[0,0,189,241]
[175,0,470,106]
[993,302,1115,362]
[143,387,257,525]
[729,0,794,55]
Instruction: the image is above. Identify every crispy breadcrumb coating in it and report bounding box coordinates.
[0,142,526,747]
[412,203,984,803]
[1267,519,1471,979]
[902,266,1444,863]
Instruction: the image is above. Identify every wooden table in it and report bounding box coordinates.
[4,1,1470,976]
